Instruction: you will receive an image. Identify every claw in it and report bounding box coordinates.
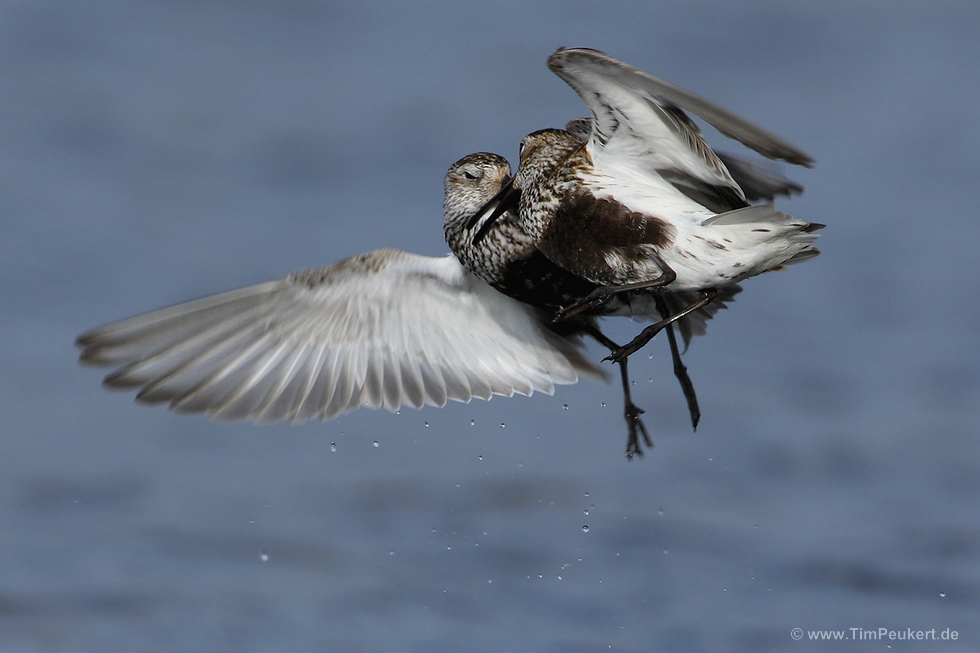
[552,289,614,323]
[602,347,630,366]
[624,400,651,459]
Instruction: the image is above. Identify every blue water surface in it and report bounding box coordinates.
[1,1,978,651]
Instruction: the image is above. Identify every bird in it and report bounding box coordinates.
[75,149,721,443]
[76,47,816,457]
[470,48,822,364]
[445,151,747,457]
[75,149,799,459]
[74,161,617,426]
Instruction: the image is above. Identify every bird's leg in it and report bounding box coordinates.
[551,287,619,323]
[580,324,652,459]
[604,289,718,365]
[655,295,701,431]
[552,264,677,324]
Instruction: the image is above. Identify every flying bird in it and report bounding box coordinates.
[446,152,747,456]
[77,48,817,458]
[76,152,738,448]
[470,48,821,365]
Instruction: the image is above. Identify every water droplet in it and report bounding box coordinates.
[584,510,589,516]
[424,422,429,428]
[648,377,653,383]
[499,423,505,428]
[538,574,543,579]
[658,508,664,516]
[939,591,946,598]
[478,455,483,461]
[600,402,606,408]
[582,525,590,532]
[389,550,395,556]
[584,492,589,497]
[260,551,269,562]
[373,441,379,448]
[330,442,337,452]
[562,404,569,410]
[663,549,669,555]
[446,546,451,550]
[470,419,475,426]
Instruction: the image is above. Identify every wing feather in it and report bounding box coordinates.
[77,249,603,422]
[548,48,814,168]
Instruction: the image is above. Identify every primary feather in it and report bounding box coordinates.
[77,250,603,423]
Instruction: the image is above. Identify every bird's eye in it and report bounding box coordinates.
[462,167,482,181]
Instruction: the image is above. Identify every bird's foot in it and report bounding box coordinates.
[624,400,652,460]
[603,324,666,366]
[552,289,615,323]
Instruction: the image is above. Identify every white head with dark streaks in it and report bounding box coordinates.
[513,128,584,191]
[444,152,512,229]
[444,152,536,285]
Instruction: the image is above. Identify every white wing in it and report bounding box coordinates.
[548,48,813,209]
[77,249,604,423]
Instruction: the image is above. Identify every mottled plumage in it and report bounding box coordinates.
[446,153,738,344]
[470,47,821,364]
[472,48,820,288]
[445,152,741,456]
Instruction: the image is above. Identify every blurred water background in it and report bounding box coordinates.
[1,1,978,651]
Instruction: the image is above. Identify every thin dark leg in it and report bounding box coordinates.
[552,265,677,324]
[581,324,652,459]
[604,289,718,365]
[655,295,701,431]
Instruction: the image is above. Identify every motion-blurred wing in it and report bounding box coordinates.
[715,152,803,202]
[549,47,813,169]
[77,249,603,423]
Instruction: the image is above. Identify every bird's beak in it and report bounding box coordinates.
[469,178,521,245]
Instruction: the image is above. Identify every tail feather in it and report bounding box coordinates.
[703,204,802,227]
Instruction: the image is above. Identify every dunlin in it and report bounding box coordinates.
[446,152,745,456]
[75,160,616,424]
[471,48,821,363]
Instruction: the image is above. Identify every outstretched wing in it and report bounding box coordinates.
[550,48,813,164]
[549,48,813,212]
[77,249,603,423]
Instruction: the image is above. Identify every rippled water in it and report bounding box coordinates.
[2,1,978,651]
